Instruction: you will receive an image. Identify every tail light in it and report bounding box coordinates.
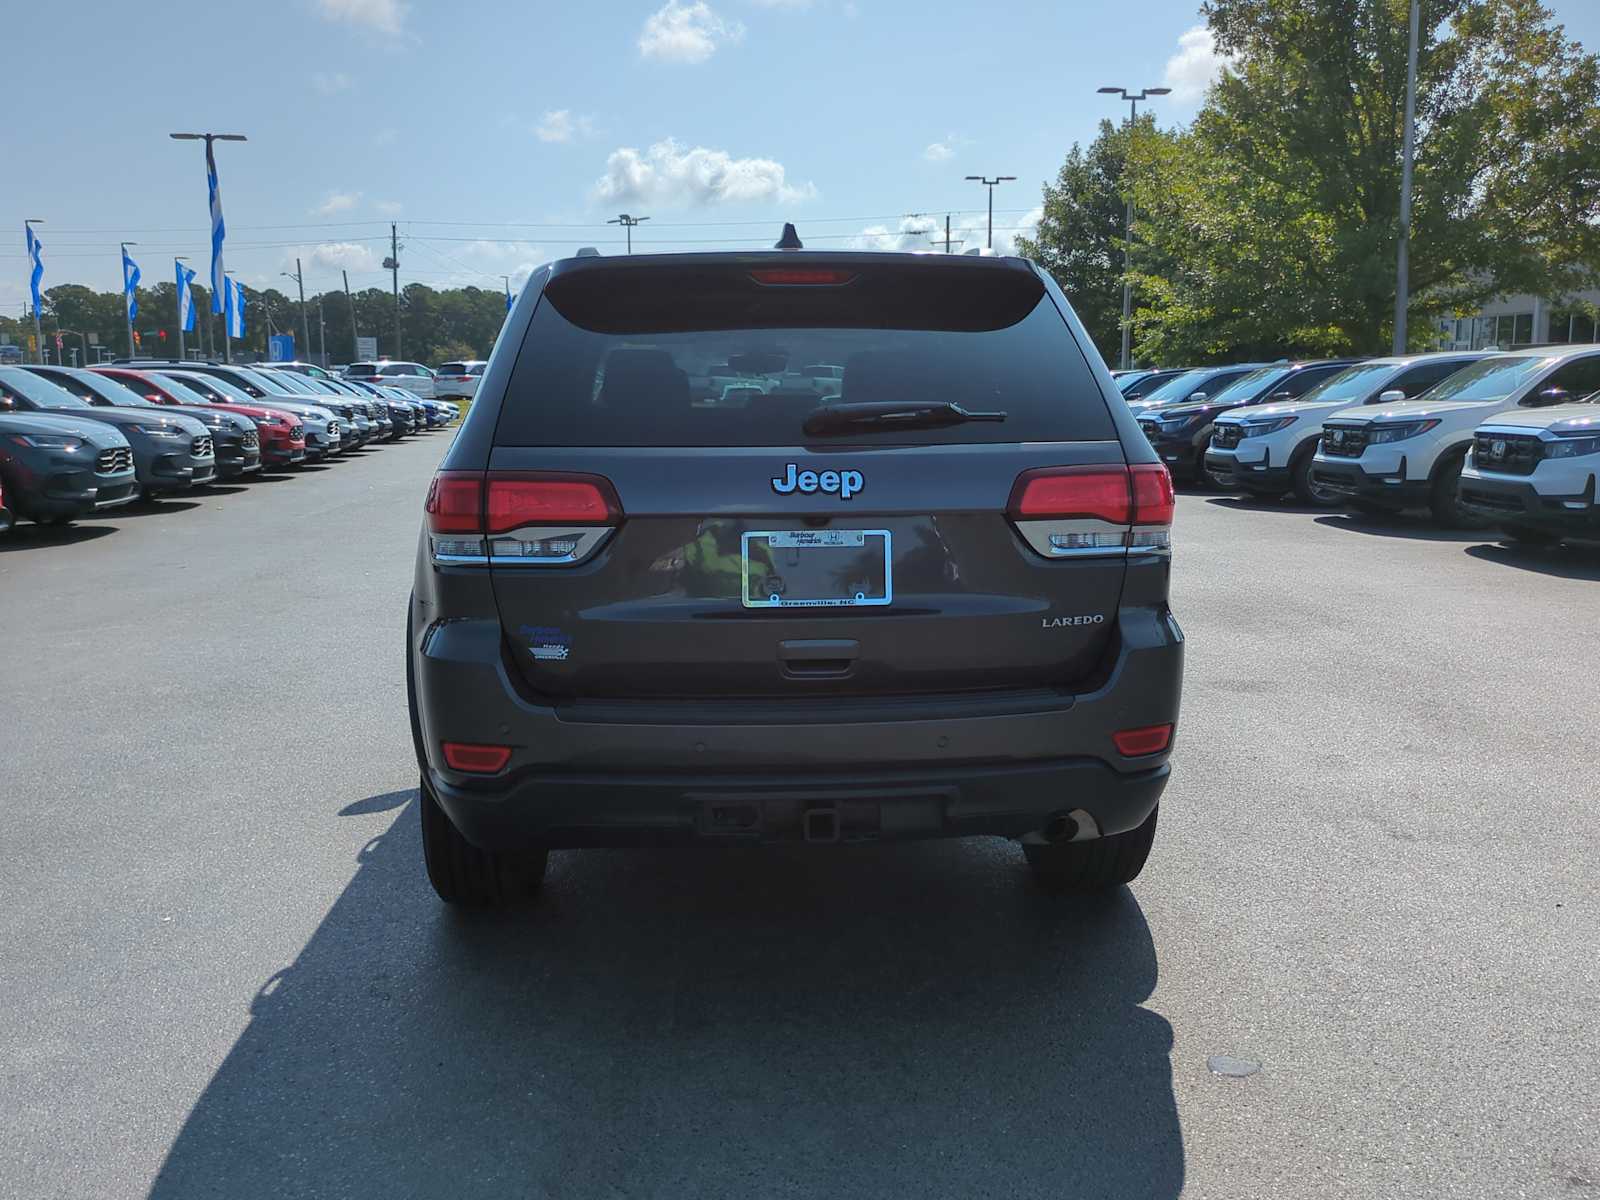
[1007,463,1174,558]
[425,470,621,566]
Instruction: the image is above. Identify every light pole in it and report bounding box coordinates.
[120,241,139,358]
[1098,85,1171,370]
[963,176,1016,251]
[282,258,311,361]
[1394,0,1420,354]
[25,219,44,364]
[607,213,649,253]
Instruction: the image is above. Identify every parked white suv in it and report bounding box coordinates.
[433,361,485,400]
[1312,346,1600,526]
[1206,352,1489,504]
[1459,393,1600,546]
[344,360,437,399]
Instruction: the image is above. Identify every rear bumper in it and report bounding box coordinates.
[1310,456,1428,508]
[411,603,1184,852]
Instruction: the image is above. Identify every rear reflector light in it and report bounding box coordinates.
[1113,724,1173,757]
[441,741,512,773]
[749,268,858,286]
[425,470,621,566]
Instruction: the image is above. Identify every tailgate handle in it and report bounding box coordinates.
[779,639,859,677]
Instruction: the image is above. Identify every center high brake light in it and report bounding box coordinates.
[748,268,858,286]
[425,470,622,567]
[1007,463,1173,558]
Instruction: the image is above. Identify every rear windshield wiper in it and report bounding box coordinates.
[802,401,1007,436]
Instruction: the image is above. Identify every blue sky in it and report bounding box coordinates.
[6,0,1600,311]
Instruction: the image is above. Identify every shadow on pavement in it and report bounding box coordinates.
[150,794,1183,1200]
[1464,541,1600,581]
[113,498,202,519]
[1205,495,1313,515]
[0,522,118,552]
[1314,512,1485,543]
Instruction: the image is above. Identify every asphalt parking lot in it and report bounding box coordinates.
[3,437,1599,1200]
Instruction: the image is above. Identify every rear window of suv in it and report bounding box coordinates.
[493,260,1114,447]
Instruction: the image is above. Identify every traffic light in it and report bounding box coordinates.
[158,330,167,342]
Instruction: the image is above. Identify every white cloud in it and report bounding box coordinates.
[313,191,362,217]
[314,0,407,35]
[306,242,380,273]
[375,200,403,216]
[923,141,954,163]
[750,0,813,7]
[1163,25,1234,102]
[313,71,353,94]
[850,209,1039,256]
[535,109,597,143]
[594,138,817,207]
[638,1,744,64]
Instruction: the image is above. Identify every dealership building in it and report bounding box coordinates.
[1439,287,1600,350]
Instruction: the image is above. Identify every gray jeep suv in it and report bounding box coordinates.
[407,240,1184,906]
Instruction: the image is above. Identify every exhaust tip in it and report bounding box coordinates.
[1042,813,1079,844]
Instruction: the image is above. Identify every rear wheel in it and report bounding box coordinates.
[1024,807,1158,895]
[1501,522,1558,546]
[420,773,548,907]
[1290,450,1338,506]
[1428,452,1487,528]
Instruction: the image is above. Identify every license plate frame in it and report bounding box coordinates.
[740,529,893,609]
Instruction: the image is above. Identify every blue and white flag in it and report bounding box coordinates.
[207,139,227,314]
[25,223,44,313]
[506,291,515,312]
[176,261,197,333]
[224,278,246,339]
[123,248,141,323]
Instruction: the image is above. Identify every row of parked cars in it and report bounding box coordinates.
[1113,345,1600,547]
[0,359,461,532]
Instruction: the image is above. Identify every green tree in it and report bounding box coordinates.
[1016,116,1166,362]
[1130,0,1600,360]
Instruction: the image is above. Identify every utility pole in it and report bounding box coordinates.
[1394,0,1421,354]
[316,293,326,367]
[945,214,953,254]
[607,213,649,253]
[282,258,311,361]
[1097,85,1171,370]
[383,223,402,358]
[343,269,359,361]
[964,176,1017,251]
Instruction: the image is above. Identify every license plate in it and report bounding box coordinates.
[741,529,892,609]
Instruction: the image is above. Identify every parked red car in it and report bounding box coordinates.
[91,367,306,468]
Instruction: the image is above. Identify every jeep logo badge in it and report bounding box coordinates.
[771,463,864,500]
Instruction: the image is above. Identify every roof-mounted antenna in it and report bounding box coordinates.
[775,223,803,250]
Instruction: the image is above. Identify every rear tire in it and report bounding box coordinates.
[1501,522,1558,546]
[420,773,548,907]
[1290,451,1338,507]
[1024,806,1158,895]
